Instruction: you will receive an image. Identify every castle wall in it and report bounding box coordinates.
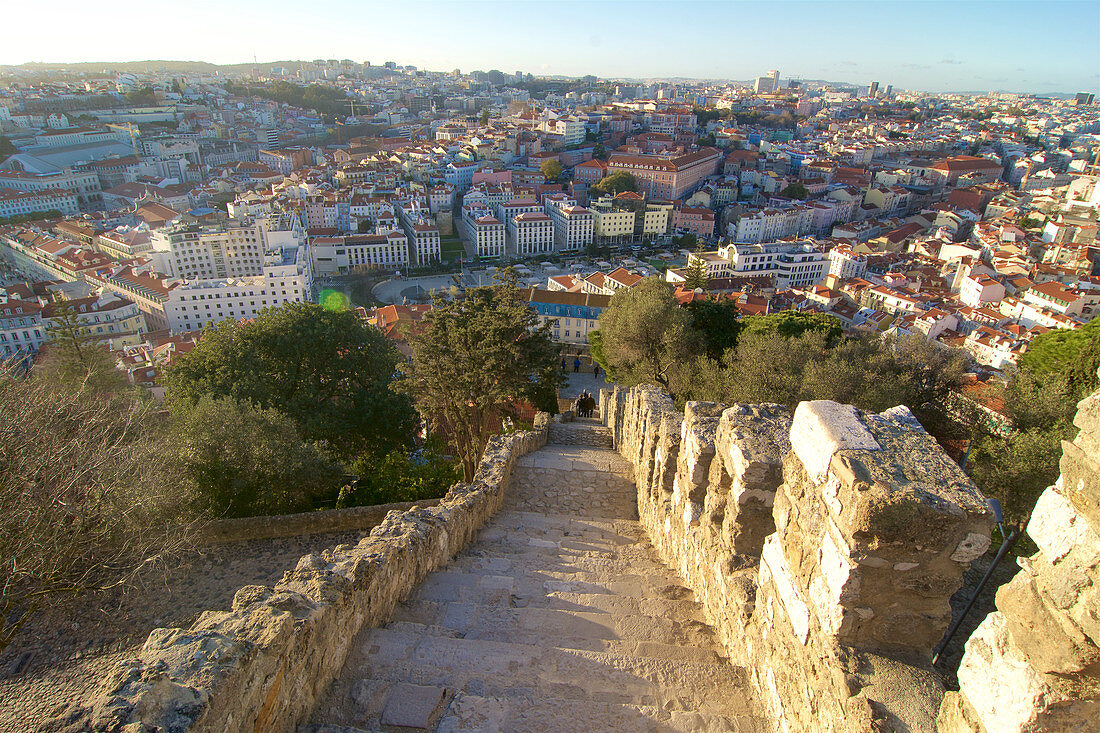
[938,386,1100,732]
[52,415,549,733]
[602,385,994,732]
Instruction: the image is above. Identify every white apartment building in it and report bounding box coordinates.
[719,239,829,289]
[0,168,102,210]
[496,199,542,223]
[470,214,506,258]
[148,218,301,282]
[311,231,410,275]
[398,204,441,265]
[0,295,44,360]
[163,242,313,333]
[508,212,554,256]
[826,244,867,280]
[544,194,594,251]
[731,206,814,244]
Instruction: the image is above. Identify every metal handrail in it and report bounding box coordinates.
[932,497,1019,667]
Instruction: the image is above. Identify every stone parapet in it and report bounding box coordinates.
[46,414,550,733]
[939,385,1100,733]
[603,386,994,732]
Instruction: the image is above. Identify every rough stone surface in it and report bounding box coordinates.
[939,379,1100,733]
[44,416,551,733]
[604,387,994,733]
[307,426,760,732]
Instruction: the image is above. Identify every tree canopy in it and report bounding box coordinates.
[591,277,701,398]
[172,395,346,518]
[164,302,417,460]
[780,182,810,200]
[540,158,562,182]
[400,272,563,481]
[591,171,639,197]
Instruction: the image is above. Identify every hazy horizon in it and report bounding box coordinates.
[4,0,1098,95]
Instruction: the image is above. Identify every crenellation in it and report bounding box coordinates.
[604,385,997,732]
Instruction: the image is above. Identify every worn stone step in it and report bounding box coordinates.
[408,567,692,606]
[438,693,757,733]
[447,545,684,581]
[386,618,724,666]
[307,685,755,733]
[384,604,722,660]
[342,629,751,715]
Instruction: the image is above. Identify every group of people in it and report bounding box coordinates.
[574,391,597,418]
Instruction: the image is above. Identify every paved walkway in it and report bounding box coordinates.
[305,423,758,732]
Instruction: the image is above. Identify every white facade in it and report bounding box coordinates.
[163,244,313,334]
[544,194,594,251]
[311,231,410,275]
[0,187,80,217]
[508,213,554,256]
[720,239,829,289]
[826,245,867,280]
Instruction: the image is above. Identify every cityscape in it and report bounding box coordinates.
[0,1,1098,731]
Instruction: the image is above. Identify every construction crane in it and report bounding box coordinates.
[336,98,370,144]
[106,122,141,155]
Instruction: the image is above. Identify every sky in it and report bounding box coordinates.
[4,0,1098,94]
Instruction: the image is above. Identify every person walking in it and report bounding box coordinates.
[593,364,600,379]
[561,357,567,371]
[573,356,581,373]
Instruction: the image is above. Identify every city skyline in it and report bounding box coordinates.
[3,0,1097,94]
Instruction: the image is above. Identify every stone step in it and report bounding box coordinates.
[307,685,756,733]
[340,629,752,716]
[447,542,683,580]
[438,693,757,733]
[407,567,693,606]
[385,618,723,666]
[486,509,645,540]
[384,603,722,660]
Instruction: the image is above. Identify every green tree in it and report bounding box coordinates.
[479,108,490,126]
[740,310,843,342]
[696,134,716,147]
[1018,316,1100,383]
[357,218,374,233]
[594,277,702,398]
[345,440,460,506]
[540,158,563,182]
[173,395,345,518]
[683,242,708,292]
[592,143,607,160]
[400,271,563,481]
[780,182,810,199]
[686,297,740,359]
[0,135,16,161]
[125,86,157,105]
[591,171,639,196]
[164,302,417,461]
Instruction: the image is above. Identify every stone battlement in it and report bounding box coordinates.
[602,384,995,731]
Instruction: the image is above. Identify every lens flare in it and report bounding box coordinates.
[320,288,350,312]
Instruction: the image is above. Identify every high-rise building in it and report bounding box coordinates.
[869,81,880,98]
[1076,92,1096,106]
[884,84,893,98]
[754,70,781,94]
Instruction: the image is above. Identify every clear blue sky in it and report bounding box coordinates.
[5,1,1098,94]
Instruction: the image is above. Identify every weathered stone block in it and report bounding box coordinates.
[955,612,1100,733]
[998,569,1100,675]
[790,401,881,483]
[1060,439,1100,533]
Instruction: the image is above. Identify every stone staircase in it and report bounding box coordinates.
[304,422,759,732]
